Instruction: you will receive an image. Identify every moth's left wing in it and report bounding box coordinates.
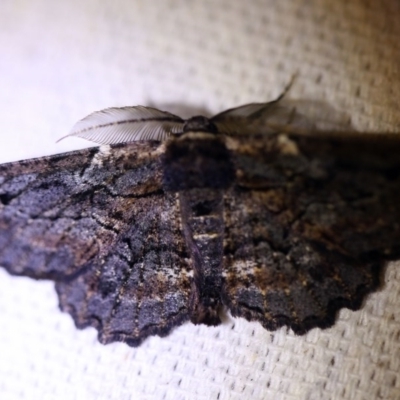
[0,143,163,279]
[0,143,193,345]
[222,133,400,334]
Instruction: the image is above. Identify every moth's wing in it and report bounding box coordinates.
[0,143,192,345]
[212,98,352,136]
[56,189,192,346]
[222,133,400,334]
[0,143,162,279]
[60,106,185,144]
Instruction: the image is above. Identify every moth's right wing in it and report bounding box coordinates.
[222,132,400,334]
[0,142,192,346]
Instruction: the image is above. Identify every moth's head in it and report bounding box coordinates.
[183,116,218,134]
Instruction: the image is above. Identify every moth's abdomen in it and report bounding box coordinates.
[162,136,235,191]
[179,189,225,326]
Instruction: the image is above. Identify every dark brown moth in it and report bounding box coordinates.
[1,95,400,347]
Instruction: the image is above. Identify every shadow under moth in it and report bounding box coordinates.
[0,95,400,347]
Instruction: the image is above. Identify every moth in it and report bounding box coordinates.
[1,95,400,347]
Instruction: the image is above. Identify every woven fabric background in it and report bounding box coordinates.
[0,1,399,399]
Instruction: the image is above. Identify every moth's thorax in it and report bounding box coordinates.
[183,116,218,134]
[162,131,235,191]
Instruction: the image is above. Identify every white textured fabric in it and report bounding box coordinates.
[0,1,400,399]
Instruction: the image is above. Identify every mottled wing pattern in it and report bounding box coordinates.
[223,133,400,333]
[0,143,192,345]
